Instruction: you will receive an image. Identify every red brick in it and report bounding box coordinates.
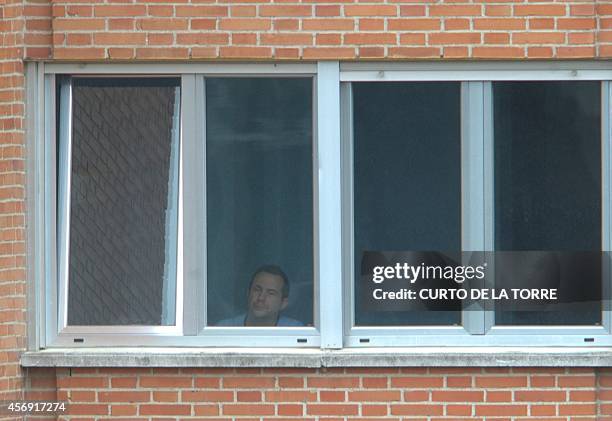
[400,5,425,16]
[93,33,145,45]
[474,18,525,30]
[317,34,342,45]
[429,32,481,44]
[139,376,192,388]
[476,404,528,416]
[223,377,275,388]
[432,391,484,402]
[223,404,275,415]
[557,18,596,30]
[345,5,397,16]
[94,5,146,17]
[194,404,219,416]
[362,377,388,388]
[182,391,233,402]
[191,19,216,30]
[111,405,137,416]
[219,18,271,30]
[362,404,387,416]
[98,391,150,403]
[391,404,444,416]
[476,376,527,388]
[137,18,188,30]
[514,5,567,16]
[531,404,556,416]
[430,5,482,16]
[527,46,555,57]
[308,377,359,388]
[53,19,105,31]
[278,404,303,416]
[177,33,229,45]
[176,5,227,16]
[359,18,384,31]
[388,18,440,30]
[266,391,316,401]
[278,377,303,388]
[557,46,595,57]
[345,33,396,45]
[348,391,401,402]
[314,5,338,16]
[140,404,191,416]
[320,391,345,401]
[231,6,256,16]
[260,5,312,16]
[447,404,472,416]
[472,46,524,57]
[302,19,354,30]
[307,404,359,416]
[108,48,135,59]
[558,375,595,387]
[57,377,108,389]
[558,404,597,416]
[443,46,469,58]
[261,33,313,45]
[515,390,567,402]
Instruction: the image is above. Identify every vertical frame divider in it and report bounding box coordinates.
[25,62,40,350]
[182,74,203,335]
[44,74,57,346]
[602,81,611,333]
[56,77,72,334]
[317,61,343,349]
[461,81,486,335]
[482,81,495,333]
[340,82,354,338]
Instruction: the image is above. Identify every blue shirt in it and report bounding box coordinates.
[216,314,303,327]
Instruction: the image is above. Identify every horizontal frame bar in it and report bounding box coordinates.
[44,63,316,75]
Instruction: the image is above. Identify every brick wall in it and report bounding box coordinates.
[12,0,612,60]
[4,0,612,417]
[18,367,612,419]
[0,0,27,416]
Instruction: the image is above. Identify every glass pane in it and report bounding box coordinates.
[494,81,602,325]
[353,83,462,326]
[66,78,180,326]
[206,78,313,327]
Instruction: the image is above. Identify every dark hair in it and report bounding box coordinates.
[249,265,290,298]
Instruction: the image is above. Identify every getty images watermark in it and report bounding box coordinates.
[371,261,556,301]
[359,251,604,312]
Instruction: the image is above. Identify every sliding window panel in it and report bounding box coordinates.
[63,77,181,326]
[353,82,462,326]
[205,78,314,328]
[493,81,602,326]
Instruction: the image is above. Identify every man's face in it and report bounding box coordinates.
[247,272,288,323]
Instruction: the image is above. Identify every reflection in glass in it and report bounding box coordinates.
[66,78,180,326]
[206,78,313,327]
[494,81,602,325]
[353,83,462,326]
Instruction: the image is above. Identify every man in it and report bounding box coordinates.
[216,265,303,327]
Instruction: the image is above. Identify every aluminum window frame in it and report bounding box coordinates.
[29,61,612,349]
[36,63,332,348]
[341,63,612,347]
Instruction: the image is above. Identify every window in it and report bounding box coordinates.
[60,77,180,328]
[205,77,314,328]
[343,65,611,347]
[31,62,612,348]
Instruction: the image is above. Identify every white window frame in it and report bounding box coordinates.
[33,63,343,348]
[26,61,612,349]
[341,62,612,347]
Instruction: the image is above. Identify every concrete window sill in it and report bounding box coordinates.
[20,347,612,368]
